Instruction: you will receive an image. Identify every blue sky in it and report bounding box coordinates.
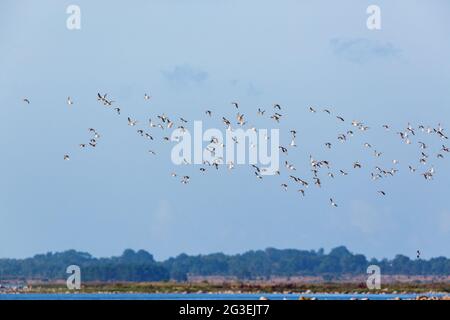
[1,0,450,261]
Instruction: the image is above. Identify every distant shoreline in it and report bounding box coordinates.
[2,280,449,296]
[2,247,450,284]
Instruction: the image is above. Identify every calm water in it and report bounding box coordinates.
[0,293,444,300]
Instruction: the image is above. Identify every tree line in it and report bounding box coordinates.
[0,246,449,282]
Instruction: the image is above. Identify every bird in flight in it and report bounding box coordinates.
[128,117,138,126]
[52,89,450,216]
[418,142,427,150]
[236,113,245,126]
[290,138,297,147]
[270,113,282,123]
[285,161,296,171]
[97,93,114,106]
[181,176,190,184]
[330,198,338,207]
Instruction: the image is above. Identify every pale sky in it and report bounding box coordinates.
[0,0,450,261]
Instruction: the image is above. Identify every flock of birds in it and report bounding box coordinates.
[22,95,449,211]
[21,93,449,260]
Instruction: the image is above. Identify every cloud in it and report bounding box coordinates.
[330,38,400,63]
[162,64,208,88]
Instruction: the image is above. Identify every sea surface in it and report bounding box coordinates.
[0,293,444,300]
